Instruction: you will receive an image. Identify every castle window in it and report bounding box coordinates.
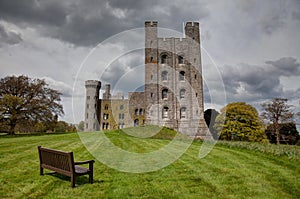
[161,54,167,64]
[104,105,108,110]
[179,71,185,81]
[196,93,198,97]
[162,71,168,81]
[119,113,125,120]
[119,123,125,129]
[135,109,139,115]
[134,119,139,126]
[180,107,186,119]
[195,74,197,79]
[194,58,196,63]
[86,123,88,129]
[180,89,186,99]
[151,74,153,80]
[86,113,88,119]
[87,96,90,100]
[178,55,184,64]
[103,123,109,130]
[139,109,143,115]
[151,93,153,98]
[120,105,124,110]
[162,89,168,100]
[150,57,153,62]
[103,114,109,120]
[87,104,89,109]
[162,107,169,119]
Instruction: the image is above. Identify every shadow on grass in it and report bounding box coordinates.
[44,172,104,187]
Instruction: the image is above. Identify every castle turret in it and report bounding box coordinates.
[103,84,111,99]
[84,80,101,132]
[184,22,200,43]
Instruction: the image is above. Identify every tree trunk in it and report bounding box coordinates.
[8,122,16,135]
[275,128,280,145]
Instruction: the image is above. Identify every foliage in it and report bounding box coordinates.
[54,121,77,133]
[0,75,64,135]
[78,121,84,132]
[0,130,299,198]
[261,98,294,144]
[214,102,267,142]
[265,122,300,145]
[217,140,300,160]
[204,109,219,139]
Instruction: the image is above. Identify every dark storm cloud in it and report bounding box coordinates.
[0,0,209,46]
[220,57,300,102]
[0,0,69,26]
[0,23,22,45]
[266,57,300,76]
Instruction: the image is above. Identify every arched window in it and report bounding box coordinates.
[103,114,109,120]
[162,107,169,119]
[162,89,168,100]
[180,89,186,99]
[139,109,143,115]
[179,71,185,81]
[178,55,184,64]
[120,105,124,110]
[134,119,139,126]
[135,109,139,115]
[180,107,186,119]
[161,54,167,64]
[162,71,168,81]
[104,104,108,110]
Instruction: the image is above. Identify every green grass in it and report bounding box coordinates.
[0,127,299,198]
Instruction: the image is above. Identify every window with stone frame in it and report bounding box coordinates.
[134,119,139,126]
[162,71,168,81]
[139,109,144,115]
[162,88,168,100]
[180,89,186,99]
[180,107,186,119]
[161,54,167,64]
[179,71,185,81]
[178,55,184,64]
[162,107,169,119]
[135,109,139,115]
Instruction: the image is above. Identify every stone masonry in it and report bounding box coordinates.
[84,21,208,136]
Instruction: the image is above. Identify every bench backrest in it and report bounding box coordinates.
[38,146,75,175]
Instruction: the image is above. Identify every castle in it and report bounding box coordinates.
[84,21,208,136]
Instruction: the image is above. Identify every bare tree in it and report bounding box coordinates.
[261,98,294,144]
[0,75,64,135]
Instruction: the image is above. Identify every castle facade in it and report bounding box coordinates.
[84,21,207,136]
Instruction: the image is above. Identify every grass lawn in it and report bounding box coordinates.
[0,127,299,198]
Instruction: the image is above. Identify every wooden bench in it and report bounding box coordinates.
[38,146,95,188]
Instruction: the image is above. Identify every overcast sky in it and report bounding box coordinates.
[0,0,299,125]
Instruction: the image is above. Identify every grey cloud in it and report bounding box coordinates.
[0,0,210,46]
[0,23,22,45]
[219,57,300,102]
[266,57,300,76]
[42,76,73,97]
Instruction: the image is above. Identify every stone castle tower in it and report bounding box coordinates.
[84,80,101,132]
[144,21,207,136]
[84,21,208,136]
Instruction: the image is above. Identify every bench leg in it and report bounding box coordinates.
[89,173,93,184]
[40,167,44,175]
[71,175,76,188]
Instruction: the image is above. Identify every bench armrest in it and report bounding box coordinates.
[75,160,95,165]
